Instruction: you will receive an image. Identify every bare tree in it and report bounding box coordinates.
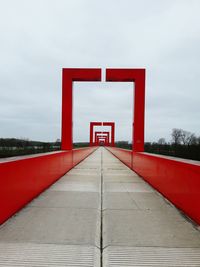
[190,135,198,145]
[181,130,196,145]
[171,128,182,145]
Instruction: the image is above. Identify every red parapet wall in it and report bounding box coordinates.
[0,147,97,224]
[106,147,132,168]
[106,147,200,225]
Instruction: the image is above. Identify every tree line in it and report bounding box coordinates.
[1,129,200,161]
[145,128,200,161]
[115,129,200,161]
[0,138,61,158]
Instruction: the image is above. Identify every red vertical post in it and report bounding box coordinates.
[106,69,145,152]
[104,137,107,145]
[107,132,110,146]
[133,71,145,152]
[62,69,101,150]
[111,123,115,147]
[89,122,102,146]
[103,122,115,147]
[62,75,73,150]
[90,122,94,146]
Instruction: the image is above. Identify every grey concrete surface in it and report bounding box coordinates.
[102,148,200,266]
[0,207,100,245]
[103,181,154,193]
[30,191,100,209]
[103,208,200,247]
[103,246,200,267]
[0,243,100,267]
[103,174,142,183]
[1,147,200,266]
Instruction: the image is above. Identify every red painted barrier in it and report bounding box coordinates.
[0,147,97,224]
[106,147,132,168]
[72,147,97,166]
[107,147,200,225]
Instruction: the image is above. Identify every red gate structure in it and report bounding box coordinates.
[90,122,115,147]
[62,68,144,151]
[106,69,145,152]
[1,67,200,227]
[96,135,108,146]
[95,131,110,146]
[62,69,101,150]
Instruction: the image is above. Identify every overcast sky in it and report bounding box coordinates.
[0,0,200,143]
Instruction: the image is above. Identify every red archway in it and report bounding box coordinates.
[89,122,115,147]
[62,68,145,152]
[95,131,110,146]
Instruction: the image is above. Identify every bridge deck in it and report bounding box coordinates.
[0,148,200,266]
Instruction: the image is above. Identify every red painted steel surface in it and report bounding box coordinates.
[106,147,132,168]
[106,146,200,225]
[106,69,145,152]
[62,69,101,150]
[72,147,97,166]
[0,147,97,224]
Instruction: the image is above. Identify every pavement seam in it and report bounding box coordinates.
[100,148,103,267]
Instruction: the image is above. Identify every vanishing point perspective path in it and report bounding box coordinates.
[0,148,200,266]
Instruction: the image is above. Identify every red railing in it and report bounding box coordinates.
[0,147,97,224]
[106,147,200,225]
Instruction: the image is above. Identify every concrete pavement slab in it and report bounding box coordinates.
[103,208,200,247]
[103,174,143,183]
[29,191,100,209]
[0,207,100,246]
[129,192,173,210]
[0,243,100,267]
[68,169,101,175]
[103,182,154,193]
[103,246,200,267]
[49,181,100,192]
[103,192,138,210]
[60,174,101,182]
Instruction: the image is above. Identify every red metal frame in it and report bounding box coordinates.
[97,135,108,145]
[62,68,145,152]
[106,69,145,152]
[103,122,115,147]
[62,69,101,150]
[90,122,115,146]
[89,122,102,146]
[95,131,110,146]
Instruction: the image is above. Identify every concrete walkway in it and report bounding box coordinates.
[0,147,200,266]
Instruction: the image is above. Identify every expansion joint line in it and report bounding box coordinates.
[100,147,103,267]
